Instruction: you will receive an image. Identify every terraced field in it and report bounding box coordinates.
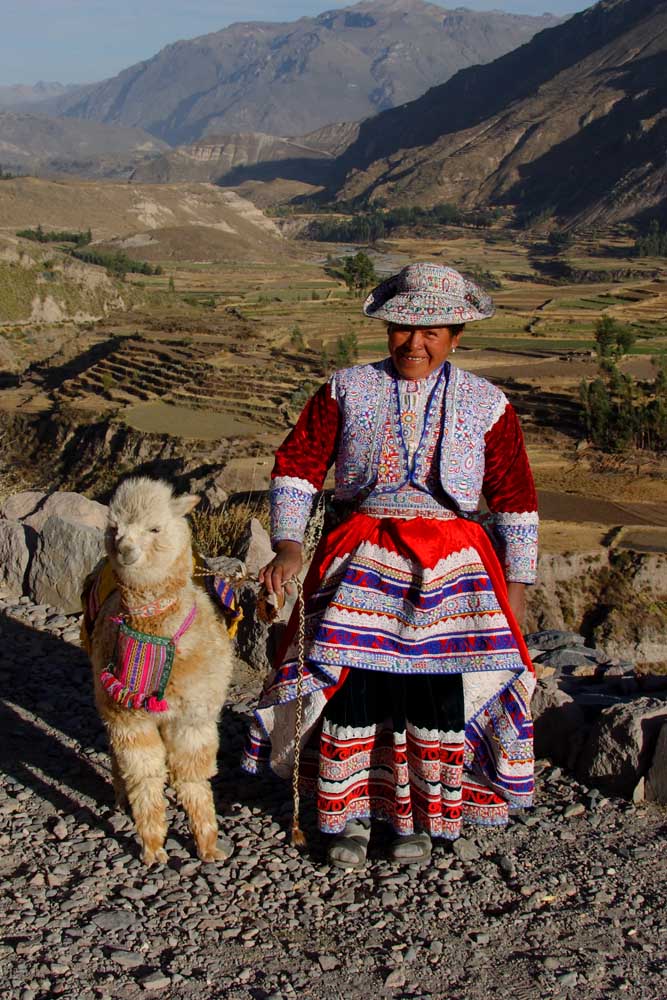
[54,332,322,429]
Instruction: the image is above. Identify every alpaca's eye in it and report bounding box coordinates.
[150,527,161,534]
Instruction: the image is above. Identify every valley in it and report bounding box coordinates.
[1,183,667,537]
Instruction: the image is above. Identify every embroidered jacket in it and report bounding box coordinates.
[271,360,538,583]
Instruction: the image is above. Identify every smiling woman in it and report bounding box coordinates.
[244,261,540,872]
[387,322,464,379]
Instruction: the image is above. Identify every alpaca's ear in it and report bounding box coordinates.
[171,493,200,517]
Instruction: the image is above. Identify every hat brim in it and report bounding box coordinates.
[363,275,495,325]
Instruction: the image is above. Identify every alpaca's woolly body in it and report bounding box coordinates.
[89,477,233,864]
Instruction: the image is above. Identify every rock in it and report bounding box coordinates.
[452,838,480,862]
[139,972,171,991]
[23,492,108,533]
[0,491,46,522]
[202,473,228,511]
[317,954,339,971]
[52,819,68,841]
[234,517,273,578]
[535,648,596,670]
[645,722,667,804]
[91,911,135,932]
[234,583,273,673]
[524,630,585,651]
[384,968,406,990]
[563,802,586,818]
[531,678,587,769]
[109,951,144,968]
[576,698,667,797]
[0,521,30,598]
[206,555,244,578]
[27,515,105,613]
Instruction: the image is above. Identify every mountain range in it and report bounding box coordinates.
[39,0,560,145]
[0,82,75,108]
[0,112,167,179]
[328,0,667,224]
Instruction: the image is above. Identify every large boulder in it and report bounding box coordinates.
[531,677,587,769]
[0,521,31,597]
[23,492,108,532]
[27,515,105,612]
[235,517,273,578]
[0,490,46,522]
[576,697,667,796]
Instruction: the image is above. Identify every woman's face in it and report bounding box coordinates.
[387,324,462,379]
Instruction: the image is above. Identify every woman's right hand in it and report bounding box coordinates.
[259,540,304,598]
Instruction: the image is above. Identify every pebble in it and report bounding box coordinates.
[109,950,144,968]
[317,955,339,972]
[139,972,171,991]
[384,968,407,989]
[92,911,134,932]
[452,838,480,862]
[0,596,662,1000]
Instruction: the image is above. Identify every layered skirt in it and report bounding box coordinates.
[242,512,535,839]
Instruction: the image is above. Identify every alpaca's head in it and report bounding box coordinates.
[106,477,199,587]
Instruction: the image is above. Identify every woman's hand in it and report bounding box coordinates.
[259,540,304,598]
[507,582,527,630]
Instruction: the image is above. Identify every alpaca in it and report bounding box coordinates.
[89,477,233,865]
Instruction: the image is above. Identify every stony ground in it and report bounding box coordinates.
[1,596,666,1000]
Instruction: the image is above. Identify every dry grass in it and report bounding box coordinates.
[190,496,270,558]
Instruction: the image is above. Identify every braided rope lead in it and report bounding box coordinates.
[291,579,307,848]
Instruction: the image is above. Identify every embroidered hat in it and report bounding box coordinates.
[363,261,494,325]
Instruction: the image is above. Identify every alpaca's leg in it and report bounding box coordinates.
[109,718,169,865]
[164,719,225,862]
[110,747,129,812]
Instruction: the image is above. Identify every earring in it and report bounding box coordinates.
[452,347,457,353]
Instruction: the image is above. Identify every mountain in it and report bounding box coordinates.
[330,0,667,224]
[43,0,561,145]
[130,123,360,185]
[0,82,75,108]
[0,112,168,179]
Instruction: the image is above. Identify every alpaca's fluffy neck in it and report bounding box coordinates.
[116,546,193,620]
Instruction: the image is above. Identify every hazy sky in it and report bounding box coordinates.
[1,0,591,86]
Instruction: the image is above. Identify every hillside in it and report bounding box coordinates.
[43,0,560,145]
[0,111,168,178]
[130,123,360,186]
[0,233,138,334]
[332,0,667,225]
[0,178,284,261]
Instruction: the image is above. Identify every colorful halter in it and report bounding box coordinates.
[100,605,196,713]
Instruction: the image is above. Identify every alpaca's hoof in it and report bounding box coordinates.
[198,835,234,863]
[142,845,168,866]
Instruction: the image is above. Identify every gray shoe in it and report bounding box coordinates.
[328,818,371,871]
[390,831,432,865]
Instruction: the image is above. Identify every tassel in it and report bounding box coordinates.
[146,696,169,713]
[291,819,307,849]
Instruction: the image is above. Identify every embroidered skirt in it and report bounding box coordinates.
[243,512,535,834]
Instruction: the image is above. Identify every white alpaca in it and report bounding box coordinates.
[89,477,233,864]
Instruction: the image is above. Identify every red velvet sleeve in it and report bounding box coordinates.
[270,382,341,544]
[482,404,537,514]
[273,382,340,488]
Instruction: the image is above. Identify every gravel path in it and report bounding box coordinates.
[1,597,666,1000]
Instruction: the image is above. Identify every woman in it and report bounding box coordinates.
[243,262,538,870]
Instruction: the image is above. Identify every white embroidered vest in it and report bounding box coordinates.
[330,360,507,512]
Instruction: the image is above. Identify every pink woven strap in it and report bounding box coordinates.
[173,605,197,647]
